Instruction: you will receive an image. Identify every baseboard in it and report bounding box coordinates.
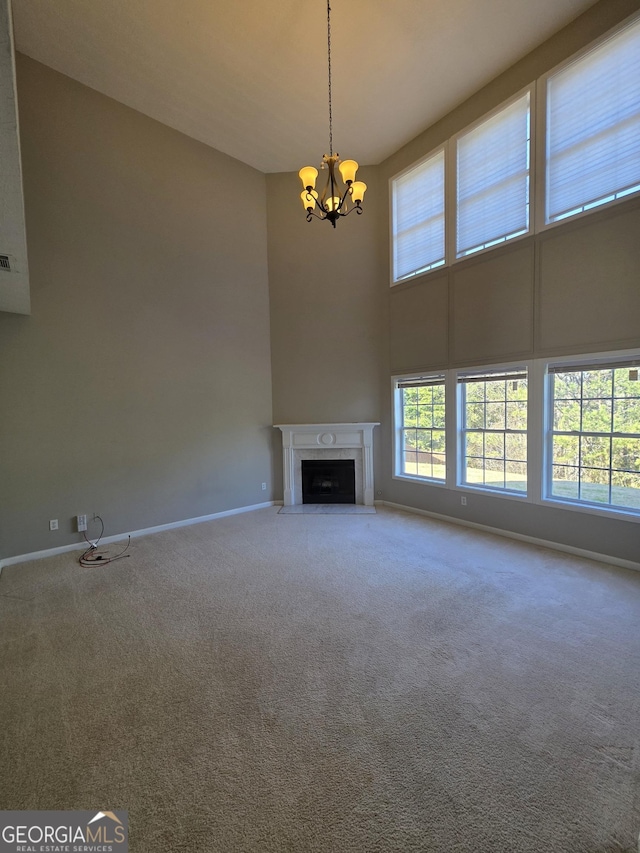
[0,501,277,570]
[380,501,640,573]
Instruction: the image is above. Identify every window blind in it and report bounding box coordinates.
[548,359,640,375]
[456,93,530,257]
[397,375,445,389]
[458,370,527,384]
[392,150,445,282]
[546,17,640,222]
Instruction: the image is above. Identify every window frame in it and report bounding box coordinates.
[541,349,640,520]
[389,146,447,287]
[451,85,535,263]
[388,13,640,287]
[535,11,640,234]
[391,352,640,522]
[455,360,532,500]
[392,372,449,486]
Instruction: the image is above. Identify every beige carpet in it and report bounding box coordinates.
[1,506,639,852]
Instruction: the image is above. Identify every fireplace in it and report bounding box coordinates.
[274,423,379,507]
[302,459,356,504]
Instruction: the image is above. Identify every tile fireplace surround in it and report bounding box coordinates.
[274,423,379,507]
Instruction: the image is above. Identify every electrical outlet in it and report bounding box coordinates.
[461,496,467,506]
[261,483,267,490]
[49,519,58,531]
[77,514,88,532]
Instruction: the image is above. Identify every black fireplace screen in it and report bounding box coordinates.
[301,459,356,504]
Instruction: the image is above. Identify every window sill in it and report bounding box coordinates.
[392,473,447,488]
[540,495,640,524]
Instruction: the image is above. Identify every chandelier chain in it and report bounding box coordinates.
[327,0,333,156]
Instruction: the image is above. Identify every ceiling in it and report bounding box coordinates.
[12,0,598,174]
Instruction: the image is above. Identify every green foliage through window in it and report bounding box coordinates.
[460,370,528,493]
[399,378,446,481]
[549,365,640,510]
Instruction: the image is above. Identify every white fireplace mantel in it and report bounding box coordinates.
[274,423,379,506]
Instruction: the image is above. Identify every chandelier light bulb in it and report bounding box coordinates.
[299,166,318,191]
[350,181,367,205]
[301,189,319,210]
[338,159,358,185]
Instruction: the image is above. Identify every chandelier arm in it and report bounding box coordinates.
[306,207,327,222]
[336,182,352,212]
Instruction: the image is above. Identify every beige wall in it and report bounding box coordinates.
[0,56,274,558]
[267,168,386,492]
[377,0,640,563]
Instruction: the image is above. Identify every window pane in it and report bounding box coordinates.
[614,368,640,399]
[466,433,484,457]
[553,372,581,399]
[580,468,610,503]
[583,369,613,398]
[465,458,486,485]
[554,399,581,431]
[465,382,485,403]
[397,378,446,482]
[553,434,579,466]
[506,462,527,491]
[611,471,640,509]
[582,399,612,432]
[403,450,418,476]
[457,93,530,256]
[417,405,434,427]
[548,359,640,514]
[485,433,504,458]
[432,405,445,428]
[506,433,527,461]
[466,403,485,429]
[506,401,527,430]
[612,437,640,472]
[580,435,611,470]
[552,465,579,499]
[613,397,640,433]
[461,370,527,493]
[546,17,640,223]
[485,402,505,429]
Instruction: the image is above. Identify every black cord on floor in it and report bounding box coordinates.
[79,515,131,567]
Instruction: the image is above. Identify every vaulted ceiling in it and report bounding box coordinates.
[13,0,598,173]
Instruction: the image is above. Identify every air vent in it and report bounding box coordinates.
[0,255,11,272]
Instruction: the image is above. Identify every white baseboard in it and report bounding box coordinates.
[380,500,640,573]
[0,501,277,570]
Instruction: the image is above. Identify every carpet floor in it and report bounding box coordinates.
[1,506,639,852]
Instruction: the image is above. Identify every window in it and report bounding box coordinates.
[546,17,640,223]
[458,368,528,493]
[395,375,446,481]
[392,352,640,520]
[391,150,445,283]
[546,358,640,513]
[456,92,531,258]
[389,16,640,283]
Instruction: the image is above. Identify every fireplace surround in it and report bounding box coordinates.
[274,423,379,507]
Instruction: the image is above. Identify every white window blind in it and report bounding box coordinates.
[546,17,640,223]
[456,93,530,257]
[392,150,445,282]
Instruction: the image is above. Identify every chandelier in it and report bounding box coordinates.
[298,1,367,227]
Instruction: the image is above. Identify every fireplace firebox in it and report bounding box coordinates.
[301,459,356,504]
